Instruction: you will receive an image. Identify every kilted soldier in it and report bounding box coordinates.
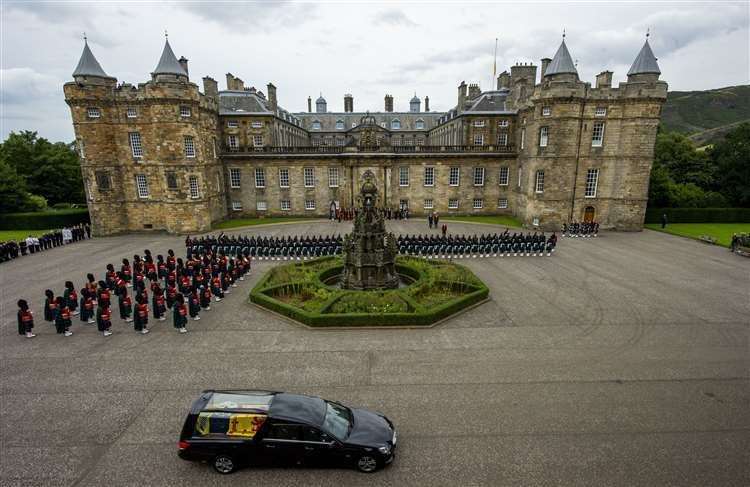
[133,294,150,334]
[193,270,206,290]
[63,281,79,316]
[157,255,168,281]
[97,303,113,336]
[145,256,157,282]
[200,285,212,311]
[105,264,117,290]
[134,270,146,293]
[188,288,201,321]
[221,272,232,295]
[151,283,167,321]
[80,288,96,324]
[166,284,178,309]
[166,269,177,290]
[166,249,177,271]
[44,289,57,324]
[211,275,223,302]
[118,287,133,323]
[121,258,132,287]
[54,297,73,336]
[173,294,188,333]
[17,299,36,338]
[97,281,111,309]
[86,273,98,302]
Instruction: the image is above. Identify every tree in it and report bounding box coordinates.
[711,123,750,207]
[653,132,717,189]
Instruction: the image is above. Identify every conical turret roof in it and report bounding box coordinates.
[545,39,578,76]
[153,39,187,76]
[628,39,661,75]
[72,39,109,78]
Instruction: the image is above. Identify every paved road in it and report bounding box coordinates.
[1,221,748,486]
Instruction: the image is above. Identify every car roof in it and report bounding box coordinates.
[201,390,327,427]
[268,393,327,426]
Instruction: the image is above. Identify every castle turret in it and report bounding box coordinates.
[627,37,661,83]
[544,37,578,82]
[152,38,188,83]
[409,93,421,112]
[72,38,116,86]
[316,94,327,113]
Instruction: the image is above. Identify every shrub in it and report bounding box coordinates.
[645,208,750,223]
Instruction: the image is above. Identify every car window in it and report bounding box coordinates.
[303,426,331,443]
[265,423,301,440]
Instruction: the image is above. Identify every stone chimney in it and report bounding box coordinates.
[596,71,613,88]
[384,94,394,112]
[540,58,551,78]
[497,71,511,89]
[202,76,218,98]
[424,96,430,112]
[225,73,244,91]
[457,81,467,113]
[307,96,312,112]
[468,83,481,100]
[510,63,537,86]
[267,83,277,112]
[344,93,353,112]
[178,56,189,76]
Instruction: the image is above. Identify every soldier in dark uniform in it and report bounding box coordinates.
[118,287,133,323]
[97,303,113,336]
[63,281,79,316]
[188,287,201,321]
[44,289,57,324]
[54,296,73,336]
[173,294,188,333]
[151,282,167,321]
[17,299,36,338]
[133,294,150,334]
[80,288,96,324]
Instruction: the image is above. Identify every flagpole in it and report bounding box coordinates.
[493,37,498,89]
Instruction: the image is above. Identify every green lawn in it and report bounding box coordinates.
[213,217,320,230]
[0,229,53,242]
[441,215,523,228]
[645,223,750,248]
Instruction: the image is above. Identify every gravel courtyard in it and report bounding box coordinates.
[1,220,748,487]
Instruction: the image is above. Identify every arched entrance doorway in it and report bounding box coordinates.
[583,206,596,223]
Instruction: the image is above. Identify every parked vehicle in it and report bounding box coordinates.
[178,390,397,474]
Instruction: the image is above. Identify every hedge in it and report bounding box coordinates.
[645,208,750,224]
[0,209,90,230]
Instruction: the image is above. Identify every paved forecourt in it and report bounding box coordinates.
[1,220,748,487]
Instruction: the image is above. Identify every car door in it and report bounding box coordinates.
[259,422,304,467]
[300,426,343,468]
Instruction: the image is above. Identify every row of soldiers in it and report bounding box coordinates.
[16,247,251,339]
[397,231,558,257]
[0,224,92,264]
[562,221,599,237]
[187,234,345,259]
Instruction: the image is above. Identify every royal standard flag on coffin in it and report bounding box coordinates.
[195,412,232,436]
[227,414,267,438]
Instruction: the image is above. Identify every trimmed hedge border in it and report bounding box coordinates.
[0,209,90,230]
[645,208,750,224]
[249,257,489,327]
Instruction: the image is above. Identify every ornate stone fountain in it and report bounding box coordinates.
[340,171,399,290]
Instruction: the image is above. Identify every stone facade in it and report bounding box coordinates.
[64,37,666,235]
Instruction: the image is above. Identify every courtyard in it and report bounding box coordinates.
[0,220,748,486]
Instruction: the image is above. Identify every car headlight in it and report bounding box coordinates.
[378,445,391,455]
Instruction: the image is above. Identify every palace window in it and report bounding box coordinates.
[256,201,267,211]
[184,136,195,158]
[229,168,241,188]
[305,199,316,210]
[542,106,551,116]
[423,199,433,209]
[129,132,143,158]
[423,166,435,187]
[87,107,101,118]
[539,127,548,147]
[391,119,401,130]
[95,171,110,191]
[448,199,459,209]
[473,120,485,127]
[399,166,409,186]
[473,198,483,209]
[232,201,243,211]
[227,120,239,128]
[498,119,509,127]
[535,170,545,193]
[335,120,344,130]
[449,167,460,186]
[473,134,484,146]
[251,121,263,128]
[189,176,200,199]
[312,120,321,130]
[497,198,508,209]
[253,135,263,147]
[126,107,137,118]
[520,128,525,149]
[585,169,599,198]
[595,107,607,117]
[279,168,290,188]
[180,106,191,118]
[227,135,239,151]
[473,167,485,186]
[328,167,339,187]
[166,171,178,190]
[415,119,425,129]
[499,167,509,186]
[304,167,315,187]
[255,168,266,188]
[281,200,291,211]
[591,121,605,147]
[135,174,149,198]
[498,133,508,146]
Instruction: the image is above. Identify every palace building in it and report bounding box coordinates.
[64,34,667,235]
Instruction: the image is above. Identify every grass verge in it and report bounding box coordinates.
[441,215,523,228]
[0,229,53,241]
[644,223,750,248]
[213,217,318,230]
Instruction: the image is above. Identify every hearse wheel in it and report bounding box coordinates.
[213,454,236,474]
[356,454,379,473]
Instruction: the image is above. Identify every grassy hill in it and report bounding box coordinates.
[661,85,750,145]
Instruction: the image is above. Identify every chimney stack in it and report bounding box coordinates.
[384,94,394,112]
[497,71,511,89]
[178,56,189,76]
[344,93,353,112]
[267,83,277,112]
[225,73,244,91]
[202,76,218,98]
[457,81,467,113]
[540,58,551,78]
[307,96,312,113]
[424,96,430,112]
[467,83,481,100]
[596,71,613,88]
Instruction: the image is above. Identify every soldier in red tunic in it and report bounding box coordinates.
[17,299,36,338]
[54,297,73,336]
[97,303,113,336]
[121,258,133,287]
[43,289,57,323]
[80,288,96,324]
[133,294,150,334]
[151,282,167,321]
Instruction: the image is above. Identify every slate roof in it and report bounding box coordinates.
[628,39,661,75]
[153,39,187,76]
[545,39,578,76]
[72,40,110,78]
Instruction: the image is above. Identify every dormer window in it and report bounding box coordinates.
[87,107,101,118]
[391,119,401,130]
[415,119,425,130]
[335,120,344,130]
[180,106,191,118]
[227,120,239,128]
[312,120,321,130]
[126,107,137,118]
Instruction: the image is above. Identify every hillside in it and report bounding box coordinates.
[661,85,750,145]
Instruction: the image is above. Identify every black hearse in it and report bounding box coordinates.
[178,390,397,474]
